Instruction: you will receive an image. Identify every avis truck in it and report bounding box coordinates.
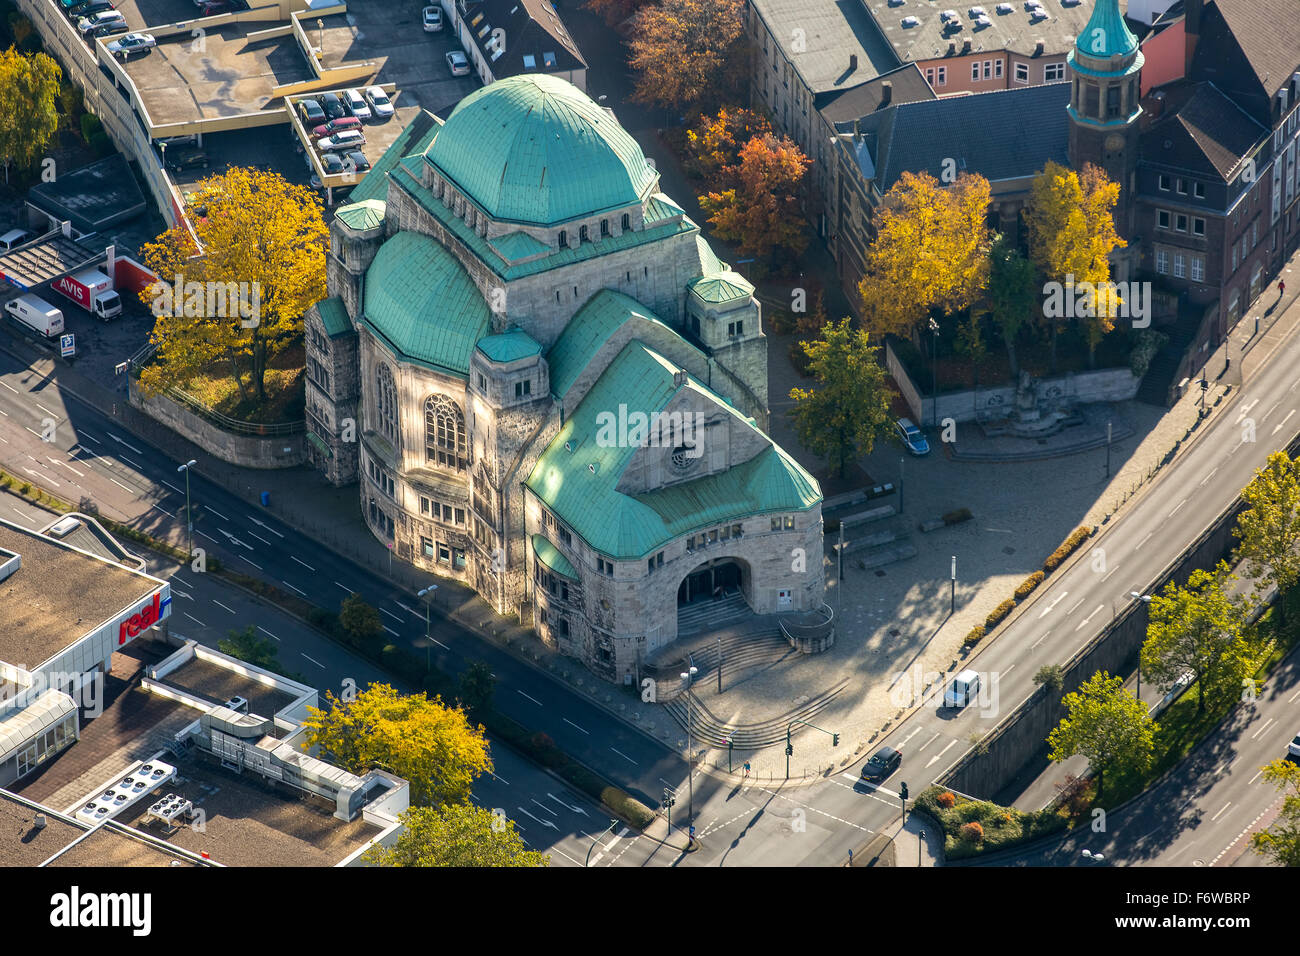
[51,267,122,320]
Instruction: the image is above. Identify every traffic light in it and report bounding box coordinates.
[832,733,840,747]
[1199,378,1209,391]
[785,744,793,756]
[900,782,909,801]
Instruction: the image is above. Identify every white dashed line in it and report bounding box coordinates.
[517,690,542,705]
[183,612,206,627]
[301,653,325,668]
[281,580,307,596]
[257,626,280,642]
[291,556,315,571]
[563,718,589,735]
[213,600,236,614]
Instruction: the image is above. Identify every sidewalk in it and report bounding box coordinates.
[846,812,944,866]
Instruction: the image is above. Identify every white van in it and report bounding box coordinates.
[5,294,65,337]
[0,228,32,251]
[944,669,981,708]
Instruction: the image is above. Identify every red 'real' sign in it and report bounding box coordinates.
[119,592,163,645]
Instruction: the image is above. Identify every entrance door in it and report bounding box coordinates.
[677,559,741,605]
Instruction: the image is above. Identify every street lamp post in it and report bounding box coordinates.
[928,318,940,427]
[418,585,438,670]
[1130,591,1152,701]
[585,818,619,867]
[950,555,957,614]
[1105,421,1113,478]
[716,636,723,694]
[837,520,844,613]
[680,662,699,827]
[898,456,905,514]
[177,459,197,558]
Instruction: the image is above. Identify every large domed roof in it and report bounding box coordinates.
[424,75,658,227]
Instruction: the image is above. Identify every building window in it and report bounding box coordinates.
[477,372,487,392]
[1158,174,1171,191]
[1192,217,1205,236]
[925,67,935,85]
[1155,249,1168,274]
[515,379,531,398]
[558,229,567,248]
[770,515,795,531]
[597,556,614,576]
[600,219,609,237]
[972,63,981,82]
[421,536,434,557]
[1014,63,1028,83]
[1044,62,1065,81]
[579,224,589,243]
[1157,210,1170,229]
[1190,256,1205,282]
[1173,253,1186,278]
[727,320,744,336]
[425,394,468,471]
[1176,178,1188,194]
[420,496,431,515]
[375,363,398,443]
[1194,182,1206,199]
[983,60,991,79]
[622,213,630,231]
[995,59,1003,78]
[937,66,946,85]
[1175,214,1188,233]
[647,551,663,574]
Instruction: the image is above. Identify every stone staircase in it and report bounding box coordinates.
[663,677,852,749]
[826,502,916,572]
[677,591,750,636]
[1137,299,1203,406]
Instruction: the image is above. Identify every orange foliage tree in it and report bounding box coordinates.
[685,106,771,187]
[700,133,810,268]
[628,0,746,111]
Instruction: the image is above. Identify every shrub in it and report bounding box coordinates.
[959,821,984,844]
[1054,773,1095,819]
[1045,526,1092,572]
[600,787,656,830]
[1033,663,1065,694]
[79,112,102,142]
[942,507,973,525]
[964,625,985,646]
[19,482,30,495]
[984,598,1016,630]
[937,791,956,809]
[1014,571,1045,599]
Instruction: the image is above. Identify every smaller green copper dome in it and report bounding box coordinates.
[424,75,658,227]
[1074,0,1138,60]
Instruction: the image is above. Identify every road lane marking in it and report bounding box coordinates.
[183,612,206,627]
[23,467,58,487]
[195,530,220,544]
[1031,630,1052,651]
[1249,770,1262,785]
[35,402,56,416]
[206,505,229,520]
[1067,597,1085,615]
[301,653,325,668]
[1101,565,1119,581]
[489,771,510,785]
[531,798,558,816]
[1210,802,1232,823]
[240,555,262,571]
[1039,592,1068,618]
[291,556,315,571]
[108,477,133,493]
[1200,466,1219,486]
[47,457,84,477]
[120,456,141,470]
[281,579,307,596]
[249,516,284,537]
[1273,409,1296,435]
[161,479,183,493]
[108,432,143,454]
[563,718,589,735]
[1169,498,1186,516]
[925,740,956,768]
[0,381,17,393]
[1250,717,1275,740]
[78,430,100,444]
[152,504,174,518]
[257,626,280,642]
[1074,604,1104,631]
[517,690,542,705]
[213,600,236,614]
[610,748,637,764]
[382,625,399,637]
[516,806,557,830]
[380,607,402,622]
[247,531,272,547]
[430,637,449,650]
[334,581,353,594]
[917,732,940,751]
[1135,531,1154,550]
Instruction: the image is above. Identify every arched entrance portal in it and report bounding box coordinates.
[677,557,744,606]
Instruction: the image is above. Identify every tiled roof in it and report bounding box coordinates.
[546,289,693,400]
[855,81,1071,191]
[525,342,820,559]
[460,0,587,79]
[1141,82,1266,180]
[688,271,753,305]
[349,110,441,204]
[1202,0,1300,99]
[334,198,386,231]
[317,295,354,338]
[360,231,490,376]
[489,230,552,261]
[423,75,657,226]
[477,328,542,364]
[815,63,936,124]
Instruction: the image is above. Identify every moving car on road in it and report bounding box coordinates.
[895,417,930,455]
[1289,732,1300,760]
[944,670,981,708]
[861,745,901,782]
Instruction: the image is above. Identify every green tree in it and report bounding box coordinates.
[339,592,383,649]
[457,661,496,715]
[1033,663,1065,695]
[364,804,549,867]
[0,48,62,183]
[1235,450,1300,623]
[986,234,1037,380]
[218,625,280,671]
[1250,759,1300,867]
[1047,671,1156,795]
[1141,562,1261,714]
[788,319,895,479]
[302,683,492,807]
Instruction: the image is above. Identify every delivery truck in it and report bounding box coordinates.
[51,267,122,320]
[4,294,65,337]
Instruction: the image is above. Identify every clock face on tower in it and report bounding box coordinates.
[1105,133,1126,153]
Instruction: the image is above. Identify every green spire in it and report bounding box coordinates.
[1075,0,1138,60]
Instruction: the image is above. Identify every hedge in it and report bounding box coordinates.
[942,507,973,526]
[914,784,1067,860]
[984,598,1016,630]
[1014,571,1045,600]
[1045,526,1093,572]
[963,625,986,646]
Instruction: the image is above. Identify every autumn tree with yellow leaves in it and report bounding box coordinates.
[138,166,327,406]
[301,683,492,808]
[857,171,993,342]
[686,106,772,187]
[1023,161,1125,369]
[628,0,747,111]
[700,132,811,269]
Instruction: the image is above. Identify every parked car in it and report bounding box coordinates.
[312,116,362,138]
[320,91,348,120]
[165,147,208,171]
[861,745,901,782]
[91,19,129,36]
[106,32,155,55]
[197,0,233,13]
[944,669,981,708]
[422,5,443,31]
[298,98,326,125]
[895,417,930,455]
[342,149,371,173]
[67,0,113,17]
[446,50,470,76]
[364,86,394,119]
[77,9,124,32]
[0,228,33,251]
[317,130,365,152]
[310,153,345,189]
[342,88,371,121]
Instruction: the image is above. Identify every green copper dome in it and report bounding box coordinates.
[1074,0,1138,60]
[424,75,658,227]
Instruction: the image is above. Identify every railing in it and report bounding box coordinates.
[779,602,835,652]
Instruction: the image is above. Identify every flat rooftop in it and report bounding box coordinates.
[0,520,163,672]
[751,0,901,94]
[0,789,202,866]
[117,751,383,866]
[863,0,1096,61]
[44,824,200,866]
[158,655,296,719]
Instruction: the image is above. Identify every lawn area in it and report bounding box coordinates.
[914,786,1069,860]
[1097,587,1300,808]
[177,341,305,425]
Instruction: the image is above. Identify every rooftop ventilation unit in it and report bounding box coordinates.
[901,14,919,25]
[76,760,175,825]
[968,5,986,16]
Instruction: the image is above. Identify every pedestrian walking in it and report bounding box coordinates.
[743,760,750,777]
[1281,279,1286,298]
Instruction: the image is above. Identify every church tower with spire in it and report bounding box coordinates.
[1067,0,1143,244]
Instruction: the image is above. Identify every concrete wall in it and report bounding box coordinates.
[129,378,306,469]
[885,340,1140,427]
